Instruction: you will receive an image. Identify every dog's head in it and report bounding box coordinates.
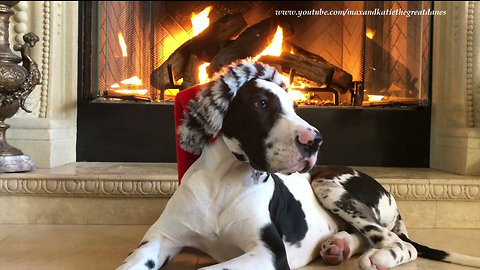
[178,59,322,174]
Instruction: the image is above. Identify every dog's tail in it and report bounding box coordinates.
[399,233,480,268]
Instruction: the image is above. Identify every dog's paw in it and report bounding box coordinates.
[320,232,351,265]
[354,242,417,270]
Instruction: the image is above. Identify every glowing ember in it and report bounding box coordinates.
[368,95,384,102]
[121,76,142,86]
[118,32,128,57]
[114,89,148,95]
[366,28,376,40]
[198,62,211,84]
[254,26,284,61]
[191,6,212,37]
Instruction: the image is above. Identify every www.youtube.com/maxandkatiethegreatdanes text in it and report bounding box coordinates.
[275,8,447,18]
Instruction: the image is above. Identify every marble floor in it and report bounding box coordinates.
[0,225,479,270]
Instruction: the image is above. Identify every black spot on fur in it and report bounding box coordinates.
[268,174,308,245]
[311,166,390,210]
[232,152,247,161]
[408,250,412,259]
[221,79,283,171]
[335,193,361,216]
[145,259,155,269]
[267,142,273,148]
[254,62,265,77]
[138,240,148,248]
[390,249,397,259]
[363,225,381,232]
[260,223,290,270]
[399,234,449,261]
[370,235,384,244]
[395,242,403,250]
[160,256,171,268]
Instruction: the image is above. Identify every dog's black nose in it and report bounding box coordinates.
[313,132,323,146]
[296,131,323,155]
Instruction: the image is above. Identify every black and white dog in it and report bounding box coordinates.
[117,59,480,270]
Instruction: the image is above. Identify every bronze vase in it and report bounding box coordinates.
[0,1,41,172]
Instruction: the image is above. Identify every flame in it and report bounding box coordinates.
[121,76,142,86]
[198,62,211,84]
[366,28,375,40]
[114,89,149,95]
[288,89,308,101]
[368,95,384,102]
[118,32,128,57]
[254,26,283,61]
[191,6,212,37]
[111,83,120,88]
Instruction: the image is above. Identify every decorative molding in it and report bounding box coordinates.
[12,1,28,44]
[39,1,51,118]
[466,1,475,127]
[0,176,479,201]
[0,178,178,197]
[381,181,480,201]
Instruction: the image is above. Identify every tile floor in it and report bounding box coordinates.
[0,225,479,270]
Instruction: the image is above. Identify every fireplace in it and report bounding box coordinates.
[77,1,432,167]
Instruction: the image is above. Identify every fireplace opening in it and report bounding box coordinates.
[77,1,432,167]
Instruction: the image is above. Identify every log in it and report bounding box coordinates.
[258,53,335,87]
[150,13,247,90]
[285,42,353,93]
[209,17,280,74]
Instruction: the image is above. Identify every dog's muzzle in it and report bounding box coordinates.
[296,130,323,156]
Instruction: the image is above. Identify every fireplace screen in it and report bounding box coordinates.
[83,1,431,107]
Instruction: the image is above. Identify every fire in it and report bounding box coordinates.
[288,89,308,101]
[118,32,128,57]
[121,76,142,86]
[114,89,148,95]
[254,26,284,60]
[191,7,213,84]
[198,62,211,84]
[367,95,384,102]
[191,6,212,37]
[366,28,376,40]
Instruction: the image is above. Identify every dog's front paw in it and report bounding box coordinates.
[320,232,351,265]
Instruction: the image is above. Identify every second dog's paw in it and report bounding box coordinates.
[320,236,351,265]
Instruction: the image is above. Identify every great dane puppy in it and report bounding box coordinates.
[117,59,480,270]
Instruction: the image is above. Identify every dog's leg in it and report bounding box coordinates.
[116,235,181,270]
[198,223,289,270]
[320,231,369,265]
[311,167,417,269]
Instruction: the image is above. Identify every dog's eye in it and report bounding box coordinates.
[254,99,268,108]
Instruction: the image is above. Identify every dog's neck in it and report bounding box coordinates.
[182,136,268,186]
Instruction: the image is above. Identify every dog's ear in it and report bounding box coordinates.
[177,58,287,154]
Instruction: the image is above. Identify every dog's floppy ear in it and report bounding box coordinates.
[177,58,287,154]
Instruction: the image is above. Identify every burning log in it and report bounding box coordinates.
[258,53,335,87]
[209,17,281,74]
[286,42,353,93]
[150,13,247,90]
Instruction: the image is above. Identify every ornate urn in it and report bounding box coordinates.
[0,1,41,172]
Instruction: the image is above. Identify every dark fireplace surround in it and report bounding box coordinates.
[77,1,432,167]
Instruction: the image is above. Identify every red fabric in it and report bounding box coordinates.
[174,85,203,185]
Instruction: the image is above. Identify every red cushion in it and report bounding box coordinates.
[174,85,203,184]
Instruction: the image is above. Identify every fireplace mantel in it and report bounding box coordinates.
[4,1,479,175]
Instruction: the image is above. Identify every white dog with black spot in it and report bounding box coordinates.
[116,59,480,270]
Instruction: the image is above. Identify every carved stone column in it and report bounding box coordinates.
[430,1,480,175]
